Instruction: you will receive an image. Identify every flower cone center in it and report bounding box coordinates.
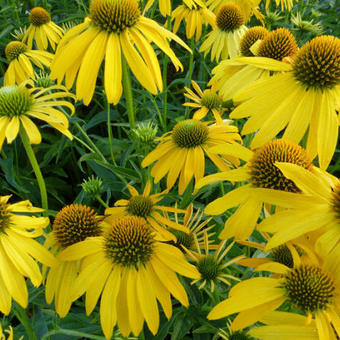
[0,86,32,118]
[216,3,244,32]
[172,120,209,148]
[197,255,220,281]
[5,41,27,61]
[331,182,340,220]
[240,26,269,56]
[127,195,153,218]
[90,0,140,33]
[248,140,312,192]
[53,204,102,248]
[104,216,154,267]
[271,245,294,268]
[283,265,335,312]
[0,202,11,232]
[29,7,51,26]
[200,93,222,110]
[257,28,298,61]
[168,228,195,250]
[293,35,340,90]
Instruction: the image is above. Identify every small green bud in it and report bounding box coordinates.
[81,176,103,197]
[131,122,158,145]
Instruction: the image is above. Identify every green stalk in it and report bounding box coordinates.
[14,305,37,340]
[96,195,109,209]
[122,57,136,129]
[187,37,196,86]
[106,101,117,165]
[20,129,48,215]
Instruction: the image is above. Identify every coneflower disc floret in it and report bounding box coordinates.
[216,3,244,32]
[172,120,209,148]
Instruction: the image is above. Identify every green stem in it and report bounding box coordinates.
[106,101,117,165]
[185,37,196,118]
[95,195,109,209]
[42,328,105,340]
[122,57,136,129]
[20,129,48,215]
[14,305,37,340]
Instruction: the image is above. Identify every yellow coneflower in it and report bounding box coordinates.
[211,28,297,100]
[230,35,340,169]
[44,204,107,317]
[0,82,74,149]
[104,181,189,239]
[172,0,216,41]
[186,231,243,291]
[50,0,190,105]
[257,163,340,259]
[249,311,319,339]
[208,253,340,339]
[183,81,225,122]
[142,118,241,194]
[4,41,53,85]
[22,7,64,50]
[0,196,56,315]
[196,139,313,240]
[207,0,264,24]
[200,3,248,60]
[58,216,200,338]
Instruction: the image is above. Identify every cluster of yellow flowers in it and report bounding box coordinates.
[0,0,340,339]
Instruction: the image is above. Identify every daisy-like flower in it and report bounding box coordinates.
[22,7,64,50]
[50,0,190,105]
[0,82,74,149]
[230,35,340,169]
[249,311,319,339]
[58,216,200,338]
[0,196,56,315]
[257,163,340,258]
[207,0,264,24]
[211,28,297,101]
[44,204,106,317]
[142,118,241,194]
[200,3,248,60]
[104,181,190,238]
[196,139,313,240]
[186,231,243,291]
[207,253,340,339]
[4,41,53,85]
[172,0,216,41]
[184,81,225,123]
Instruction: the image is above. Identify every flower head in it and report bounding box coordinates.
[240,26,269,56]
[22,7,64,50]
[58,215,200,338]
[0,82,74,149]
[51,0,190,105]
[4,41,53,85]
[142,119,241,194]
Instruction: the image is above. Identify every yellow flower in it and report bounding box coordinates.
[0,82,74,149]
[142,118,241,194]
[0,196,56,315]
[265,0,297,11]
[207,253,340,339]
[172,0,216,41]
[257,162,340,258]
[200,3,248,60]
[58,216,200,338]
[211,28,297,101]
[207,0,264,24]
[22,7,64,50]
[144,0,206,17]
[0,324,23,340]
[184,81,225,123]
[196,139,313,240]
[249,311,319,339]
[50,0,190,105]
[186,230,243,291]
[104,181,189,238]
[231,35,340,169]
[44,204,106,317]
[4,41,53,85]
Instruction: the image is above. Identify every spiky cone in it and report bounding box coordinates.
[230,35,340,169]
[196,139,313,240]
[142,118,241,195]
[57,216,200,338]
[50,0,190,105]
